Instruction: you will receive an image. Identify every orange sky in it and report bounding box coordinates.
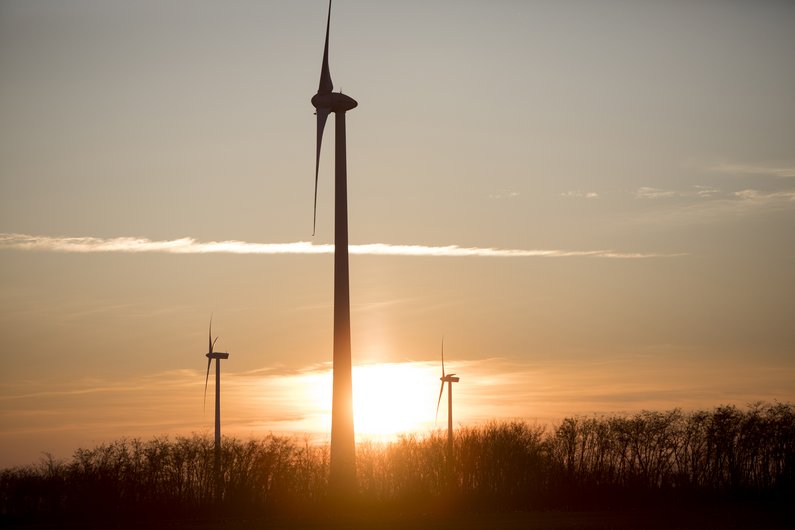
[1,1,794,468]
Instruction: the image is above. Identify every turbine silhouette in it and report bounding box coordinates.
[204,317,229,499]
[435,339,460,461]
[311,0,357,491]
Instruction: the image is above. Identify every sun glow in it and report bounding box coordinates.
[295,361,444,442]
[352,362,439,440]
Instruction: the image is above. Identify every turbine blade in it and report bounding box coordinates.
[203,357,211,412]
[318,0,333,95]
[441,338,445,378]
[313,107,331,235]
[435,380,445,423]
[208,316,213,354]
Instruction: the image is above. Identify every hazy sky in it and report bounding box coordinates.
[1,1,794,467]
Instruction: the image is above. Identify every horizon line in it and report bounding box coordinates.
[0,233,684,259]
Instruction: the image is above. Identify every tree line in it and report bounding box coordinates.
[1,403,792,524]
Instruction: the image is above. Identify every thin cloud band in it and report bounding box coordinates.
[0,233,679,259]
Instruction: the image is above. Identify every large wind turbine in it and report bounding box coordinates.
[204,318,229,498]
[311,0,358,490]
[435,340,460,461]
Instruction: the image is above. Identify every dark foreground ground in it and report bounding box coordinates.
[174,508,794,530]
[4,408,794,529]
[5,505,794,530]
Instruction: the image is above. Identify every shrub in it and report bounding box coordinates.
[1,403,792,523]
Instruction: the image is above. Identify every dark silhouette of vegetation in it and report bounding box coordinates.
[2,403,793,526]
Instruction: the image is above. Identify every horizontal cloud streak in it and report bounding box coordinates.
[0,233,676,259]
[709,163,795,179]
[561,190,599,199]
[635,187,679,199]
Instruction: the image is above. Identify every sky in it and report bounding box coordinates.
[1,0,794,468]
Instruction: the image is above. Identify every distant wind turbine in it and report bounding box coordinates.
[311,0,358,491]
[204,317,229,499]
[435,339,460,462]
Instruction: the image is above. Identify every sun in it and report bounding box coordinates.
[351,362,437,440]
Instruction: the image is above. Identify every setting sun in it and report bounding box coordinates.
[352,363,439,439]
[302,362,442,441]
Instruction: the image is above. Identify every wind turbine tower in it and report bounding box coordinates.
[204,318,229,497]
[436,340,460,461]
[311,0,358,491]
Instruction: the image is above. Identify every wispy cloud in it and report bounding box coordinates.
[709,163,795,179]
[0,233,676,259]
[634,185,722,200]
[733,189,795,201]
[634,185,795,205]
[569,184,731,202]
[561,190,599,199]
[629,185,795,225]
[634,187,679,199]
[488,190,520,199]
[693,185,721,198]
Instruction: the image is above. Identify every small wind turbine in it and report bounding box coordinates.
[204,317,229,499]
[435,339,460,461]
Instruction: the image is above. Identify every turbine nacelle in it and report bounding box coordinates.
[441,374,460,383]
[207,351,229,360]
[312,92,358,113]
